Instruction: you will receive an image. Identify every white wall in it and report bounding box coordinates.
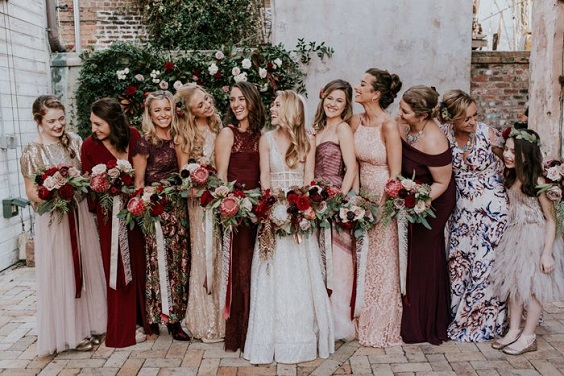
[272,0,473,119]
[0,0,51,270]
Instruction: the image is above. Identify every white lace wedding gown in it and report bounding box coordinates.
[244,131,334,364]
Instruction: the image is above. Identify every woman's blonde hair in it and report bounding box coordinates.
[172,84,221,158]
[312,79,353,131]
[141,90,174,145]
[439,89,476,125]
[275,90,310,169]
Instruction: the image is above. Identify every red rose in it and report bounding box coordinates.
[38,186,53,200]
[124,85,137,96]
[193,68,201,77]
[107,160,117,169]
[58,183,75,201]
[214,72,223,79]
[44,167,58,177]
[266,61,274,71]
[160,196,169,207]
[150,202,164,216]
[234,190,245,198]
[296,195,310,211]
[164,62,175,72]
[109,186,121,196]
[338,220,353,231]
[59,166,69,177]
[404,194,416,208]
[501,127,511,139]
[200,190,214,207]
[287,193,298,205]
[120,172,133,186]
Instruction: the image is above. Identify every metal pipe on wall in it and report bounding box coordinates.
[73,0,81,52]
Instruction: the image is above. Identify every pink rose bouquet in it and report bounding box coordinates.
[537,159,564,230]
[89,159,135,215]
[334,192,379,237]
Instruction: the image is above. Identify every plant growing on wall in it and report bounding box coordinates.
[132,0,266,50]
[75,41,333,138]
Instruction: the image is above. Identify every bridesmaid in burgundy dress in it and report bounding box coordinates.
[312,79,357,341]
[81,97,149,347]
[215,81,266,352]
[397,86,456,345]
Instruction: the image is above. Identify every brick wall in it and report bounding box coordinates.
[57,0,148,50]
[470,51,530,129]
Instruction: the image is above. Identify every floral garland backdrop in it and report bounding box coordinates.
[76,41,333,138]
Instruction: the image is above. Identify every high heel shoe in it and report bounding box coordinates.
[149,323,160,335]
[166,322,191,341]
[502,335,537,355]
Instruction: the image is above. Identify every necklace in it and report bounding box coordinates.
[455,132,475,153]
[405,121,428,145]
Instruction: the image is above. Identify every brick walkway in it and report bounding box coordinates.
[0,264,562,375]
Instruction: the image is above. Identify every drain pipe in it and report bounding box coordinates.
[73,0,81,53]
[46,0,66,52]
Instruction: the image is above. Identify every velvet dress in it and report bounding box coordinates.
[81,128,149,347]
[400,140,456,345]
[224,125,261,352]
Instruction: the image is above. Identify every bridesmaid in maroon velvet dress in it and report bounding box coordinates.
[215,81,266,352]
[81,98,149,347]
[312,79,357,341]
[397,86,455,345]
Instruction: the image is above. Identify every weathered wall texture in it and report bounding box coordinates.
[0,1,51,270]
[471,51,530,129]
[57,0,148,50]
[271,0,473,117]
[529,0,564,158]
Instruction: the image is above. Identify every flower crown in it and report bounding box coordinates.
[439,102,451,122]
[509,128,541,147]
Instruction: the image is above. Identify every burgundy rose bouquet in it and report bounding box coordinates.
[120,182,176,234]
[334,192,379,237]
[32,163,89,221]
[89,159,135,216]
[537,159,564,230]
[176,160,221,198]
[381,174,435,229]
[307,180,344,229]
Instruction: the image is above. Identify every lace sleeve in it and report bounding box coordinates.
[135,136,151,156]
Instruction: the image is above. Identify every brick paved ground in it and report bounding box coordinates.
[0,263,562,375]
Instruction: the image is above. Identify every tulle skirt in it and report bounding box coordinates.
[34,200,107,356]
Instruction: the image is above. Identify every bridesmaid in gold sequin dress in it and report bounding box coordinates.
[313,79,357,341]
[351,68,404,347]
[174,84,224,342]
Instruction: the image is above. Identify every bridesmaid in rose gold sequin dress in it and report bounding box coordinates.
[351,68,403,347]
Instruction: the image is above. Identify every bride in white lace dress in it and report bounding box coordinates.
[244,90,334,364]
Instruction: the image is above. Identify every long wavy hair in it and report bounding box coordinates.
[172,84,221,158]
[312,79,353,131]
[32,95,76,159]
[141,90,174,146]
[504,129,543,197]
[225,81,266,136]
[90,97,130,153]
[275,90,310,169]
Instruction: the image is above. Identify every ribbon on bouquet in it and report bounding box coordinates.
[220,227,233,320]
[397,212,408,296]
[109,196,132,290]
[319,225,334,292]
[67,205,83,298]
[203,208,215,295]
[155,220,171,316]
[351,230,369,318]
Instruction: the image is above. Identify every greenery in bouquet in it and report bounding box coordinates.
[173,160,221,198]
[199,181,260,232]
[307,179,344,229]
[537,158,564,231]
[119,182,178,234]
[381,174,435,230]
[76,41,333,138]
[31,164,89,221]
[334,191,379,238]
[89,159,135,216]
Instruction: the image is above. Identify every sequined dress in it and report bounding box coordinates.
[21,133,107,356]
[314,141,356,341]
[185,127,225,340]
[244,131,334,364]
[354,124,403,347]
[442,122,508,342]
[135,137,190,325]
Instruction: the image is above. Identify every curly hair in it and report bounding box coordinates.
[32,95,76,159]
[90,97,130,153]
[312,79,353,131]
[224,81,266,136]
[141,90,174,146]
[365,68,402,109]
[438,89,476,125]
[275,90,310,169]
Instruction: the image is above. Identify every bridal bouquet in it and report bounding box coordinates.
[381,174,435,229]
[307,180,344,229]
[175,160,221,198]
[199,182,260,232]
[32,163,89,221]
[334,192,379,237]
[89,159,135,216]
[120,182,177,234]
[537,159,564,230]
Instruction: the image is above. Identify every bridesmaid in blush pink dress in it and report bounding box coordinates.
[313,79,357,341]
[351,68,403,347]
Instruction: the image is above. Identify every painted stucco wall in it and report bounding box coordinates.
[271,0,473,120]
[529,0,564,158]
[0,0,51,270]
